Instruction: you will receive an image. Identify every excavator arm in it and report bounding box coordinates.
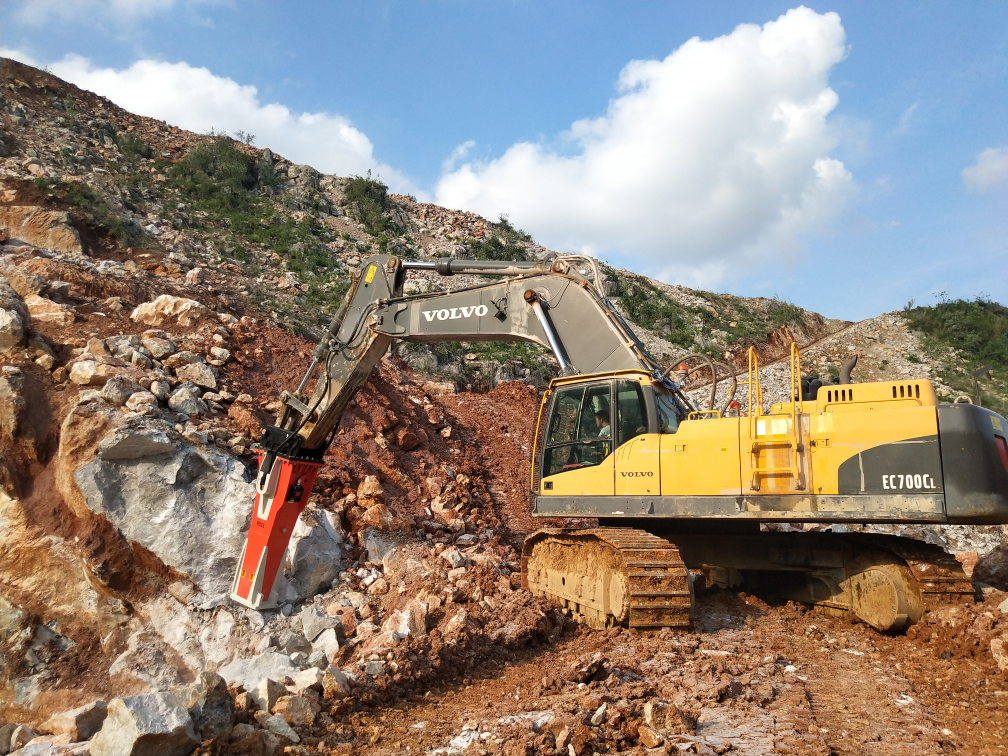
[230,253,688,609]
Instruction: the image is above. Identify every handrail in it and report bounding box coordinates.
[747,347,762,441]
[790,342,803,418]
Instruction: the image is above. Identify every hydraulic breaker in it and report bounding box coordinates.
[230,441,322,609]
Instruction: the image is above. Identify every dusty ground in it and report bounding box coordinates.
[319,587,1008,756]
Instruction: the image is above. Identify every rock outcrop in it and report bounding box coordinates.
[0,206,83,255]
[63,409,254,606]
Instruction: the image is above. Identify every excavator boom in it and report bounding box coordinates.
[230,253,683,609]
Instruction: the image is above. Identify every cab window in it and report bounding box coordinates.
[654,385,680,434]
[543,383,612,476]
[616,379,649,446]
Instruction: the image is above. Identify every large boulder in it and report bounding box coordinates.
[64,412,255,606]
[174,361,216,391]
[131,295,210,328]
[167,384,207,416]
[0,205,83,254]
[0,276,29,353]
[41,700,108,741]
[68,360,121,386]
[172,671,235,741]
[108,630,192,692]
[278,507,345,605]
[89,693,199,756]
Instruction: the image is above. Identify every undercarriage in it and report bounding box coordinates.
[522,521,974,632]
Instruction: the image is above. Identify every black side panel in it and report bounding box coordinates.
[937,403,1008,523]
[837,436,943,495]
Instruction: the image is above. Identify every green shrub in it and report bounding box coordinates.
[344,175,398,236]
[612,273,696,349]
[464,214,533,261]
[117,132,154,162]
[906,298,1007,369]
[170,135,258,213]
[906,297,1008,413]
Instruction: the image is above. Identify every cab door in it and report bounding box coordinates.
[613,378,660,495]
[539,382,615,496]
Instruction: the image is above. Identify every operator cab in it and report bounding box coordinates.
[534,371,683,495]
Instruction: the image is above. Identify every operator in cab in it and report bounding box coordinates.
[595,410,611,437]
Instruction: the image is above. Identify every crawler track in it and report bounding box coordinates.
[521,528,692,630]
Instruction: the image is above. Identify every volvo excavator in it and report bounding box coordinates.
[230,254,1008,633]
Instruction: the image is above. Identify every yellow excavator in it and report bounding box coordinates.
[230,254,1008,632]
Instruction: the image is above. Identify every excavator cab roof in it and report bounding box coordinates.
[546,369,655,391]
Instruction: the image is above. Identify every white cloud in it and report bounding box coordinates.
[2,48,41,68]
[435,6,856,289]
[1,50,418,194]
[442,140,476,173]
[12,0,177,28]
[961,146,1008,192]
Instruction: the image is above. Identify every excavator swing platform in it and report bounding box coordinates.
[229,254,1008,633]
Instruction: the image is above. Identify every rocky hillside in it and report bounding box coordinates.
[0,58,1005,756]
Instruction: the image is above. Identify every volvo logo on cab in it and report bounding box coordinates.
[422,305,488,322]
[620,471,654,478]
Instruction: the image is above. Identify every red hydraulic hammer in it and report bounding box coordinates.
[230,432,323,609]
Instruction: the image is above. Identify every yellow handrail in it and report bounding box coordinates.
[747,347,762,440]
[790,342,803,418]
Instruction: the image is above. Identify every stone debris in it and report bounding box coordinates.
[89,693,199,756]
[130,294,210,328]
[40,700,108,742]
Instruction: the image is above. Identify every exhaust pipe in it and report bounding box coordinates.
[839,354,858,385]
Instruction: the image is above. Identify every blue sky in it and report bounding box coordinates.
[2,1,1005,321]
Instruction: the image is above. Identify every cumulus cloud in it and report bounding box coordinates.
[1,50,417,194]
[436,7,856,288]
[961,146,1008,192]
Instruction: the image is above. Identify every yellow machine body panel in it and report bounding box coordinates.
[807,382,941,497]
[616,434,661,495]
[660,418,741,496]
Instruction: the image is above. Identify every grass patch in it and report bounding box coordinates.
[906,297,1008,414]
